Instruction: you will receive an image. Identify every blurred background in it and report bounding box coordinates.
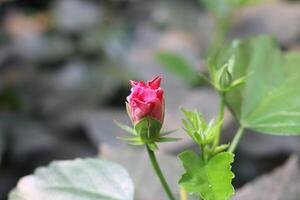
[0,0,300,199]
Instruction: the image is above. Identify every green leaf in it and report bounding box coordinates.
[178,151,235,200]
[211,36,300,135]
[200,0,278,16]
[0,130,6,165]
[9,158,134,200]
[157,51,204,87]
[179,151,234,200]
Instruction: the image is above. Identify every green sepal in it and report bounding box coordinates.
[147,143,159,151]
[205,143,230,156]
[134,117,162,144]
[217,64,232,90]
[157,137,181,143]
[125,102,134,125]
[114,120,137,136]
[181,108,222,146]
[117,136,144,146]
[213,143,230,154]
[221,75,246,93]
[160,129,177,136]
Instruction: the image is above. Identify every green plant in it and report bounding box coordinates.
[8,35,300,200]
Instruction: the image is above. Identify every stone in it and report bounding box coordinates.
[100,144,186,200]
[233,155,300,200]
[51,0,102,33]
[231,2,300,46]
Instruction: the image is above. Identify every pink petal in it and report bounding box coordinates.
[130,80,146,87]
[147,75,162,89]
[129,80,138,87]
[139,88,157,102]
[131,99,151,121]
[149,98,164,122]
[155,88,164,102]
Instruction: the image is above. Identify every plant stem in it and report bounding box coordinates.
[146,146,176,200]
[207,15,231,57]
[180,187,188,200]
[228,126,245,153]
[217,92,226,122]
[213,92,225,147]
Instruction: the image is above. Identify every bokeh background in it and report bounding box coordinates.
[0,0,300,199]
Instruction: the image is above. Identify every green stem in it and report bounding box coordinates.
[146,146,176,200]
[217,92,226,122]
[213,92,225,148]
[207,14,231,57]
[228,126,245,153]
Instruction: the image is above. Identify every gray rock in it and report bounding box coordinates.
[12,35,73,64]
[239,130,300,157]
[231,2,300,46]
[233,155,300,200]
[80,109,130,149]
[52,0,102,33]
[100,144,185,200]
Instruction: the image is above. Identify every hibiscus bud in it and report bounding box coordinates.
[126,75,165,126]
[218,66,232,89]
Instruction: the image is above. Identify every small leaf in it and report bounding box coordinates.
[9,158,134,200]
[178,151,235,200]
[114,120,136,135]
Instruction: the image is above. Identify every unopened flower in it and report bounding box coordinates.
[126,75,164,125]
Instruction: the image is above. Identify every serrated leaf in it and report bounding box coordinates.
[9,158,134,200]
[211,36,300,135]
[178,151,235,200]
[157,52,204,86]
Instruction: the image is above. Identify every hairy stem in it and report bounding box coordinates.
[213,92,225,148]
[228,126,245,153]
[146,146,176,200]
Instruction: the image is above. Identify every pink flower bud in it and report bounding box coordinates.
[127,75,165,124]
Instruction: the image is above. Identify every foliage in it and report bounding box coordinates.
[9,158,134,200]
[210,36,300,135]
[179,151,235,200]
[157,52,205,87]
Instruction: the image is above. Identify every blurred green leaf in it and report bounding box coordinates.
[0,130,6,165]
[0,88,22,110]
[157,52,204,87]
[9,158,134,200]
[179,151,235,200]
[200,0,279,16]
[210,36,300,135]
